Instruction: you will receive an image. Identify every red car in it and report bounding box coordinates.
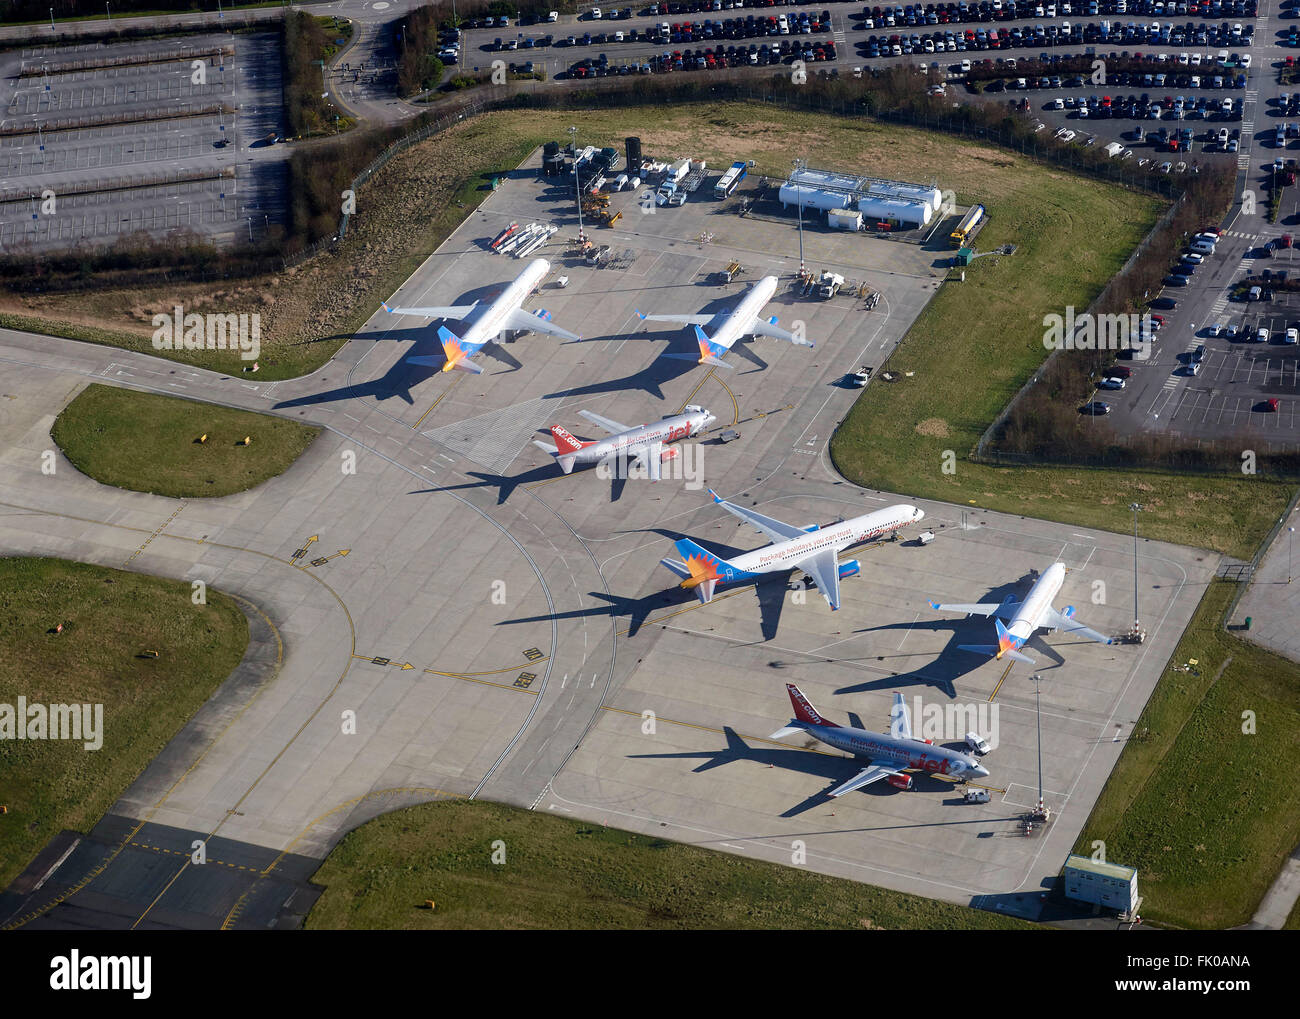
[1267,398,1281,413]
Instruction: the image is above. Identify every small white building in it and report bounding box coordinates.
[1062,855,1139,912]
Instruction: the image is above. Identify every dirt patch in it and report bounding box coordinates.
[914,417,949,438]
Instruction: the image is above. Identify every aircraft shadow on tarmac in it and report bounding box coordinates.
[494,532,799,639]
[629,726,971,817]
[273,323,529,411]
[827,575,1062,699]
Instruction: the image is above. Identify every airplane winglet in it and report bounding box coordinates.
[635,310,646,320]
[381,301,393,313]
[708,488,723,504]
[927,600,941,610]
[768,315,779,325]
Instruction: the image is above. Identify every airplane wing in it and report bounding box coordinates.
[888,691,912,740]
[707,489,806,543]
[382,302,478,320]
[1043,608,1112,645]
[792,549,842,611]
[577,409,632,435]
[625,441,663,481]
[506,307,580,342]
[827,762,903,798]
[636,311,715,326]
[749,315,815,347]
[928,598,1019,618]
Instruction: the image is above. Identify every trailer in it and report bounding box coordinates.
[949,204,986,248]
[714,160,748,199]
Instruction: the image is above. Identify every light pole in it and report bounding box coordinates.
[1130,502,1142,640]
[792,157,806,279]
[569,125,585,246]
[1289,526,1295,584]
[1032,672,1045,820]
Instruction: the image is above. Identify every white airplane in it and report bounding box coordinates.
[770,684,989,795]
[533,405,715,479]
[380,258,579,374]
[928,561,1113,665]
[635,274,814,369]
[660,490,924,611]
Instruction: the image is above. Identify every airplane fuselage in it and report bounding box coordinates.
[710,275,779,351]
[804,722,980,778]
[460,258,550,346]
[1007,562,1067,644]
[718,504,924,581]
[570,409,714,468]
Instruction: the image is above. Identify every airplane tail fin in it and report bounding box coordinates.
[670,537,733,604]
[693,325,732,369]
[438,325,485,374]
[550,425,592,456]
[992,619,1036,664]
[785,683,839,729]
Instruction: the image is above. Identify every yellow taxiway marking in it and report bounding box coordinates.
[352,655,414,670]
[413,372,462,430]
[290,534,319,562]
[988,662,1014,703]
[302,548,350,568]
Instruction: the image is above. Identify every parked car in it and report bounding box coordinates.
[1098,376,1127,389]
[1080,401,1112,415]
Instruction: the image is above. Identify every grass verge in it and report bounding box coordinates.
[828,166,1292,558]
[305,798,1038,929]
[1073,581,1300,929]
[0,557,249,890]
[51,383,320,498]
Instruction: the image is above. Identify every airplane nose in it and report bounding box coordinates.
[975,764,989,778]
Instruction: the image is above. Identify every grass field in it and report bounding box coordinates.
[1073,582,1300,929]
[0,557,249,890]
[51,383,321,498]
[824,162,1293,560]
[305,798,1038,930]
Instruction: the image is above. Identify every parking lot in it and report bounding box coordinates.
[0,31,287,252]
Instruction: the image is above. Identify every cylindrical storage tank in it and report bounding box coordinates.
[856,195,932,227]
[542,141,562,177]
[625,136,643,171]
[827,209,863,231]
[779,183,851,212]
[868,182,942,213]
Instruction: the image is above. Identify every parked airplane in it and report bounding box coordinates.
[380,258,579,374]
[659,490,924,610]
[769,684,989,795]
[635,274,814,369]
[533,405,715,479]
[928,561,1113,665]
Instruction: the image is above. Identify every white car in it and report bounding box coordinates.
[1098,376,1127,390]
[965,732,992,755]
[1288,328,1299,344]
[591,6,602,18]
[1182,252,1204,265]
[1241,53,1252,68]
[1257,326,1271,343]
[549,10,559,21]
[1211,322,1224,336]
